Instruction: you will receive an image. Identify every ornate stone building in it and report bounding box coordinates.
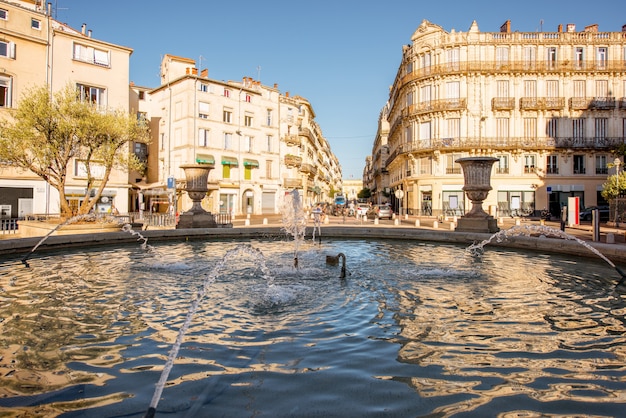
[380,19,626,218]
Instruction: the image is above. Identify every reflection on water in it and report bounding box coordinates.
[0,239,625,417]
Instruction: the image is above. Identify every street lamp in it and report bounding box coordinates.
[614,158,621,227]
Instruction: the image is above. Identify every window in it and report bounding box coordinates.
[546,80,558,97]
[244,114,253,127]
[496,118,509,142]
[496,155,509,174]
[524,80,537,98]
[596,155,608,175]
[198,101,209,119]
[0,9,7,20]
[595,118,607,141]
[266,109,273,126]
[523,46,536,69]
[406,91,413,106]
[223,109,232,123]
[596,47,607,69]
[138,91,145,100]
[546,155,558,174]
[223,89,231,98]
[198,128,210,147]
[496,47,509,68]
[446,153,462,174]
[447,48,460,71]
[573,80,586,98]
[406,60,413,75]
[222,164,231,179]
[244,165,252,180]
[244,94,251,103]
[0,40,15,59]
[446,118,460,140]
[244,136,252,152]
[420,85,431,103]
[265,160,273,179]
[73,43,110,67]
[224,133,232,150]
[31,18,41,30]
[573,155,586,174]
[523,154,536,173]
[160,133,165,150]
[523,118,537,139]
[573,119,585,142]
[547,118,558,138]
[419,156,432,175]
[547,47,557,68]
[0,75,11,108]
[77,83,106,107]
[446,81,460,100]
[575,47,584,69]
[496,80,509,97]
[405,125,412,143]
[266,135,273,153]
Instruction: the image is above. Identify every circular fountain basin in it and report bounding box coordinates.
[0,237,625,416]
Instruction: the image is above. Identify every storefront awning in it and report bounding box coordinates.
[196,154,215,164]
[221,156,239,166]
[243,159,259,167]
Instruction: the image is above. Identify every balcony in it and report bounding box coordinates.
[282,134,301,147]
[589,97,616,110]
[404,98,467,117]
[283,178,302,188]
[492,97,515,111]
[300,163,317,176]
[520,97,565,111]
[284,154,302,167]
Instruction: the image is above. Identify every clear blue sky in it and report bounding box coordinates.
[56,0,624,180]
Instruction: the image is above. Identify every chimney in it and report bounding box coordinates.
[87,30,92,38]
[584,24,598,32]
[81,23,86,35]
[558,24,563,33]
[201,68,208,77]
[499,20,511,33]
[566,23,576,32]
[192,68,198,75]
[622,24,626,32]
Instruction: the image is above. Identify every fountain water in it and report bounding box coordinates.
[467,224,626,285]
[278,189,307,267]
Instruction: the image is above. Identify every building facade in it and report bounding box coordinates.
[0,0,133,218]
[379,19,626,218]
[141,55,342,217]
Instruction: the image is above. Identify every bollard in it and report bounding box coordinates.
[540,219,545,226]
[374,218,379,225]
[607,233,615,244]
[244,219,250,226]
[263,218,268,225]
[246,213,251,219]
[449,222,455,231]
[405,214,409,220]
[453,215,457,223]
[433,220,439,229]
[394,218,399,226]
[515,218,521,226]
[415,219,420,227]
[498,217,503,225]
[324,217,330,225]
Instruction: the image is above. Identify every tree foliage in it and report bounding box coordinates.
[357,188,371,199]
[601,171,626,201]
[0,85,150,218]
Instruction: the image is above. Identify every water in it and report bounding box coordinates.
[1,238,625,417]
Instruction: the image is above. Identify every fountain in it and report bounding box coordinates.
[1,237,625,417]
[455,156,499,233]
[176,164,217,229]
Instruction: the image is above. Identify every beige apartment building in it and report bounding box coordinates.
[0,0,133,218]
[374,19,626,218]
[139,55,342,217]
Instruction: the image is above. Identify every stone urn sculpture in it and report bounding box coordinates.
[176,164,217,228]
[455,157,499,233]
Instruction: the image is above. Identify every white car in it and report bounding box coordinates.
[355,203,369,218]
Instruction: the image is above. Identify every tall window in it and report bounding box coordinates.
[0,8,7,19]
[198,128,209,147]
[77,83,106,107]
[266,109,273,126]
[524,80,537,98]
[223,89,231,98]
[265,160,273,179]
[547,47,557,68]
[546,80,559,97]
[0,75,11,108]
[446,118,460,140]
[573,80,586,98]
[222,164,231,179]
[573,119,585,143]
[596,155,608,175]
[405,125,412,143]
[496,155,509,174]
[420,85,431,103]
[223,109,232,123]
[419,157,432,175]
[446,153,462,174]
[224,133,232,150]
[523,46,536,69]
[547,118,558,138]
[523,118,537,139]
[496,118,509,143]
[496,47,509,68]
[575,47,584,69]
[596,47,607,69]
[244,136,252,152]
[496,80,509,97]
[447,47,460,71]
[198,101,209,119]
[419,121,431,147]
[244,114,253,127]
[446,81,460,101]
[266,135,273,153]
[546,155,558,174]
[406,91,413,106]
[524,155,536,173]
[595,118,607,143]
[573,155,586,174]
[595,80,608,98]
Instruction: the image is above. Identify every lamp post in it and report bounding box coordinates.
[614,158,621,227]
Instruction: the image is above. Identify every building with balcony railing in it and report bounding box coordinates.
[381,19,626,218]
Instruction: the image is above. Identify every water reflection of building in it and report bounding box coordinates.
[369,20,626,218]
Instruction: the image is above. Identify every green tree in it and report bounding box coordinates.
[0,85,149,218]
[357,188,371,199]
[601,170,626,201]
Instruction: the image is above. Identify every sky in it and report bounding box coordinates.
[54,0,624,180]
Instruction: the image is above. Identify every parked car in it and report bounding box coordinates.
[355,203,370,218]
[579,205,610,221]
[367,204,393,220]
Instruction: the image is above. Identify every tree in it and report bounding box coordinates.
[601,170,626,201]
[0,85,150,218]
[357,188,372,199]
